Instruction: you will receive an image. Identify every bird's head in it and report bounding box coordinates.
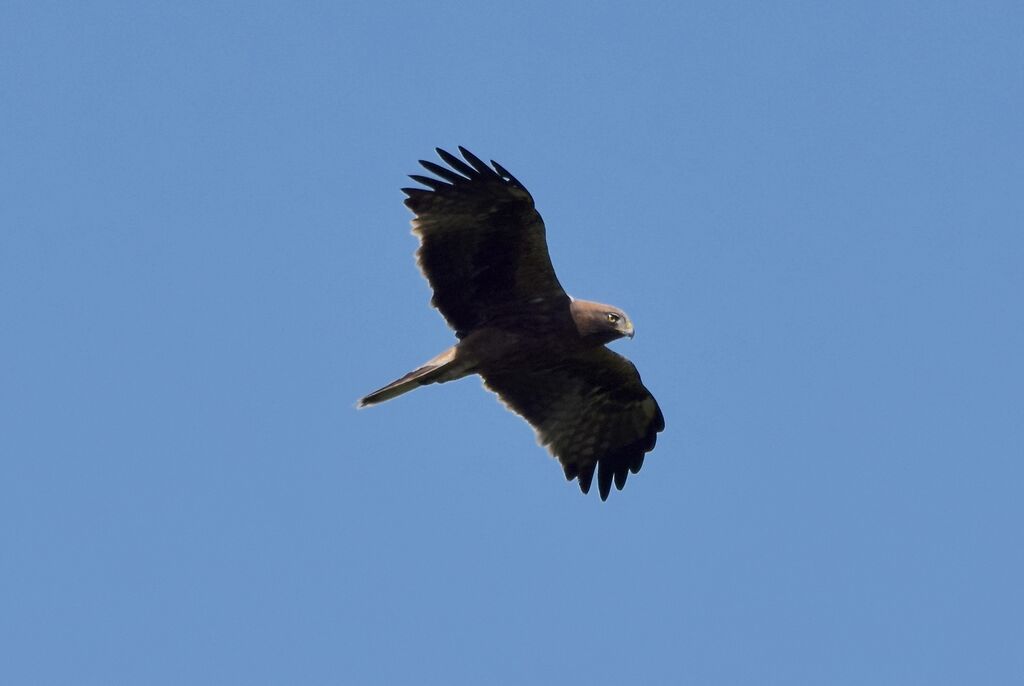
[570,299,635,344]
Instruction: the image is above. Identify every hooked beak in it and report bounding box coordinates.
[625,323,635,339]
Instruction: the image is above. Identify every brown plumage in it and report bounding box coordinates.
[359,147,664,500]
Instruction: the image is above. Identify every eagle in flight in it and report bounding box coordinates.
[359,147,664,500]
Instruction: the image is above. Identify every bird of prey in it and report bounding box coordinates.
[359,147,664,500]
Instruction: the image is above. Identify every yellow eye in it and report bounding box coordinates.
[606,313,620,324]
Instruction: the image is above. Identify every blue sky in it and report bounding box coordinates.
[3,1,1022,683]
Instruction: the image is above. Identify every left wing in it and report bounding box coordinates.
[482,347,665,500]
[403,147,570,338]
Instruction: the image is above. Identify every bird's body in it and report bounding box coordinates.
[360,147,664,499]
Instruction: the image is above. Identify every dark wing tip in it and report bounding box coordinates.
[408,174,449,191]
[490,160,527,191]
[614,465,629,491]
[457,146,498,177]
[419,159,465,183]
[435,147,477,178]
[578,462,596,495]
[401,187,432,211]
[597,461,614,501]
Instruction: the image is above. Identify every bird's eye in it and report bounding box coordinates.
[607,313,620,324]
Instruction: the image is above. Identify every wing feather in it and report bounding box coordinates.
[458,146,499,176]
[408,174,450,191]
[435,147,478,179]
[418,159,465,184]
[482,347,665,500]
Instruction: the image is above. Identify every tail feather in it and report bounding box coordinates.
[358,347,461,407]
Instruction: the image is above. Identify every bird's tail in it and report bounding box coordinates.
[358,346,465,407]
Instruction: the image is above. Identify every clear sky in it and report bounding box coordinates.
[3,1,1022,684]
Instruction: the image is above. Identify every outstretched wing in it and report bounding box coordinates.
[481,347,665,500]
[403,147,570,339]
